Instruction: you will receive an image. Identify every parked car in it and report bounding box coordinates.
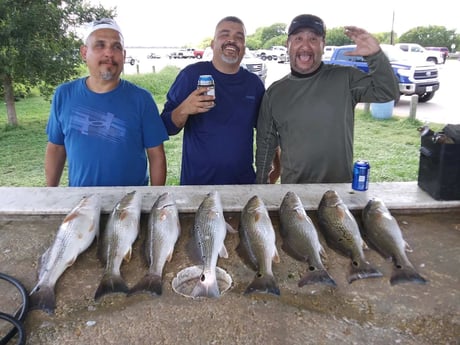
[240,50,268,84]
[147,52,161,59]
[124,56,138,65]
[394,43,444,64]
[323,44,440,103]
[424,47,449,63]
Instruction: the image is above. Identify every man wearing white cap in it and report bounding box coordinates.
[45,18,168,187]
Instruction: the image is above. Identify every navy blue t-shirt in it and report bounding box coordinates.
[161,61,265,185]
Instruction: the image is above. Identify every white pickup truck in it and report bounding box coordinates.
[256,46,289,63]
[394,43,444,65]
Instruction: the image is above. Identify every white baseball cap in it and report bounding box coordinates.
[84,18,123,43]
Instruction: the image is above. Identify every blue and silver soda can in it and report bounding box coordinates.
[197,75,215,96]
[352,160,370,191]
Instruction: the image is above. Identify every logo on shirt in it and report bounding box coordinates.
[71,106,127,143]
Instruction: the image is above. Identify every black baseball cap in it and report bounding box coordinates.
[288,14,326,37]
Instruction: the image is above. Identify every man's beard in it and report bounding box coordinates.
[100,71,115,80]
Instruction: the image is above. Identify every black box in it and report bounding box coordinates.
[418,136,460,200]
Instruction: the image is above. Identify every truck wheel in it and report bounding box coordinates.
[129,59,135,66]
[267,56,273,61]
[418,91,435,103]
[426,57,438,64]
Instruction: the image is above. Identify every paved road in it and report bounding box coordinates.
[265,59,459,125]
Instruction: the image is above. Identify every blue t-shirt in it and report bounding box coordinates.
[161,61,265,185]
[46,78,168,186]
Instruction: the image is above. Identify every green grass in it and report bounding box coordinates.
[0,69,444,186]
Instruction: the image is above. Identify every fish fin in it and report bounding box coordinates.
[319,245,329,261]
[298,267,337,287]
[281,241,306,262]
[348,260,383,284]
[273,248,281,264]
[245,272,280,296]
[166,251,174,263]
[128,273,163,296]
[94,273,129,301]
[390,265,428,285]
[123,247,133,263]
[219,244,229,259]
[29,285,56,314]
[361,240,370,251]
[191,273,220,298]
[404,240,414,253]
[226,222,238,234]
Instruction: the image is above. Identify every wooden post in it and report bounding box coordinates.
[409,95,418,120]
[152,66,156,73]
[136,64,140,74]
[363,103,370,113]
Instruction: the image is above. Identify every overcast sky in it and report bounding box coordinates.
[89,0,459,47]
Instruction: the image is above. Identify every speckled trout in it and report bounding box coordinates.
[279,191,336,287]
[188,191,229,298]
[29,194,101,314]
[317,190,382,283]
[237,195,280,295]
[362,198,427,285]
[95,191,141,300]
[129,192,181,296]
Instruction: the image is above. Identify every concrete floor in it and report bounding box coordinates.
[1,183,459,344]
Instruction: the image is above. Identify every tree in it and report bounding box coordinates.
[324,27,353,46]
[398,26,457,48]
[0,0,115,127]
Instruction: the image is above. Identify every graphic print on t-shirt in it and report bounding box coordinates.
[71,105,127,144]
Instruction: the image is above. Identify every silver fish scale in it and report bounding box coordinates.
[194,207,226,268]
[100,191,141,270]
[240,196,276,273]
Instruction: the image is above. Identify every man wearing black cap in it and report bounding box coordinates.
[255,14,399,184]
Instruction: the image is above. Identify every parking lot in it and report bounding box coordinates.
[124,48,459,126]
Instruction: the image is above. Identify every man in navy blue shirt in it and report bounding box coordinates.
[161,16,266,185]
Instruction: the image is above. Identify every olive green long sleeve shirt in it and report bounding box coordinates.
[255,50,399,184]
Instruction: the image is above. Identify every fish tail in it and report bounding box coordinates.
[94,273,129,301]
[348,260,383,284]
[245,273,280,296]
[298,268,337,288]
[29,285,56,314]
[128,273,163,296]
[191,274,220,298]
[390,265,428,285]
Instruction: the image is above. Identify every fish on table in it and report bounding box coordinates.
[29,194,101,314]
[317,190,383,284]
[279,191,336,287]
[95,190,142,301]
[186,191,230,298]
[129,192,181,296]
[361,197,428,285]
[237,195,280,296]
